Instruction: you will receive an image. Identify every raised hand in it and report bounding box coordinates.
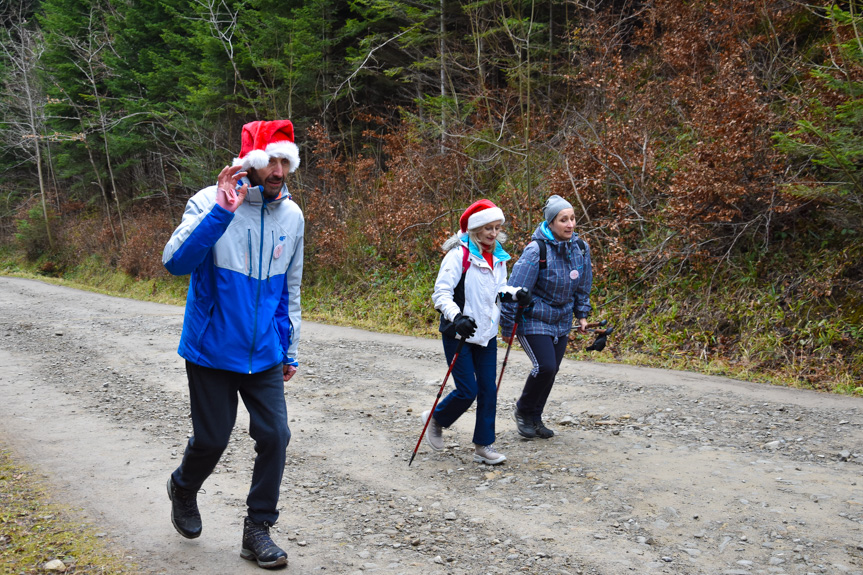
[215,165,249,213]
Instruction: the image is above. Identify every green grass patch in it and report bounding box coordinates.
[572,255,863,393]
[3,244,860,394]
[0,252,187,307]
[0,447,142,574]
[303,262,440,337]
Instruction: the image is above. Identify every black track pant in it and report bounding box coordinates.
[515,334,568,418]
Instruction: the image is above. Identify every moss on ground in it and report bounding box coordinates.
[0,448,143,574]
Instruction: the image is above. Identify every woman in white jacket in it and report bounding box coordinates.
[427,200,529,465]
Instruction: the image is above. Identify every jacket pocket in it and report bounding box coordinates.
[191,299,215,349]
[439,314,458,338]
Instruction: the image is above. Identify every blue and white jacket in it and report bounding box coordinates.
[162,179,304,374]
[500,222,592,338]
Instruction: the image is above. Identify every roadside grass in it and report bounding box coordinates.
[0,447,142,575]
[1,248,860,394]
[570,257,863,394]
[0,253,187,307]
[303,262,440,337]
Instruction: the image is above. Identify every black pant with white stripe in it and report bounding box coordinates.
[515,333,568,418]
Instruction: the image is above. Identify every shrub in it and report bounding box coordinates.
[117,207,174,279]
[15,206,54,260]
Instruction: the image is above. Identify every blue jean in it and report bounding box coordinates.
[172,361,291,525]
[515,334,568,418]
[433,335,498,446]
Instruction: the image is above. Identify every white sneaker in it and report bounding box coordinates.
[421,410,444,451]
[473,444,506,465]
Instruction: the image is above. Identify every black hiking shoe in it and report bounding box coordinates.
[241,517,288,569]
[533,417,555,439]
[166,477,202,539]
[512,406,537,439]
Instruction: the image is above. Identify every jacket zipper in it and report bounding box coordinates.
[247,230,252,276]
[267,230,275,279]
[248,204,267,373]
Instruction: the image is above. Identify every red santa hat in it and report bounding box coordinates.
[233,120,300,173]
[459,199,505,233]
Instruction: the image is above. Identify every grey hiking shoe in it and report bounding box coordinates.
[533,416,555,438]
[512,406,537,438]
[473,444,506,465]
[422,410,444,451]
[241,517,288,569]
[166,477,202,539]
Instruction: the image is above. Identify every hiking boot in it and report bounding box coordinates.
[421,410,444,451]
[241,517,288,569]
[512,406,537,438]
[473,444,507,465]
[166,477,202,539]
[533,417,555,439]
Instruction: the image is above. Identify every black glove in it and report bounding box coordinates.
[501,287,531,304]
[587,326,615,352]
[586,332,607,352]
[453,313,477,339]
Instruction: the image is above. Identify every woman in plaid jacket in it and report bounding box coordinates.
[500,195,593,439]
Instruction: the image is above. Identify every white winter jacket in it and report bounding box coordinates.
[432,235,519,346]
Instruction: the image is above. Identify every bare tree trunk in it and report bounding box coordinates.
[86,139,119,246]
[156,153,176,226]
[53,81,119,248]
[44,5,127,247]
[194,0,257,116]
[440,0,446,154]
[93,88,127,245]
[2,18,54,249]
[23,57,53,249]
[42,139,61,212]
[524,0,536,229]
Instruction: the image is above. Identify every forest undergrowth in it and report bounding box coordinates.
[2,218,860,394]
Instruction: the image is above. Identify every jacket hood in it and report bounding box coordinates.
[441,232,510,261]
[532,222,579,245]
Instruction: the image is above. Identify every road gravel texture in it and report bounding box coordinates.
[1,276,862,575]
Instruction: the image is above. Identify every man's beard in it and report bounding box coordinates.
[248,169,283,199]
[262,179,283,199]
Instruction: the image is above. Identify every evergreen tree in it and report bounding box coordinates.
[39,0,133,243]
[774,5,863,232]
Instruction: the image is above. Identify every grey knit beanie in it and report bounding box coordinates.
[543,195,573,224]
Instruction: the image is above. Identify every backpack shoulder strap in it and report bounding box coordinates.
[576,238,586,257]
[536,240,547,270]
[438,246,471,336]
[451,245,470,310]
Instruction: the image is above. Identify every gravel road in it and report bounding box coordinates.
[1,276,862,575]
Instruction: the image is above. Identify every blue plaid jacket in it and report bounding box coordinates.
[501,223,592,338]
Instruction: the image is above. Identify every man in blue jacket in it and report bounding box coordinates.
[162,120,304,569]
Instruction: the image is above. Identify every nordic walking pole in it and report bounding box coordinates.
[408,337,467,467]
[496,305,525,393]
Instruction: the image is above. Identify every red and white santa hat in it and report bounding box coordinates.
[459,199,505,233]
[233,120,300,173]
